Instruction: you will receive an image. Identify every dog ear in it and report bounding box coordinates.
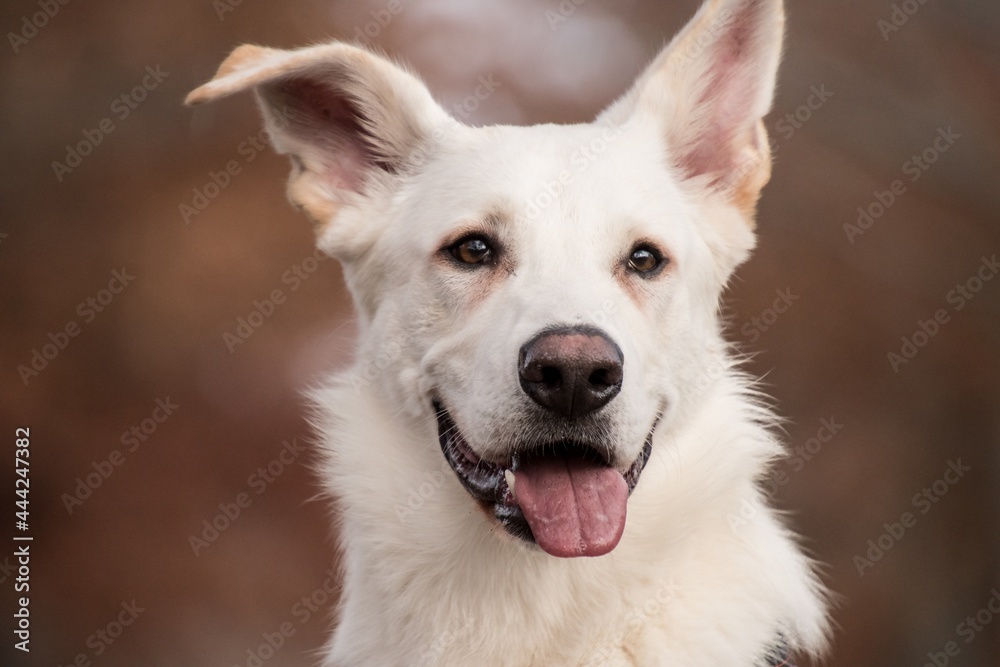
[186,43,452,257]
[600,0,784,222]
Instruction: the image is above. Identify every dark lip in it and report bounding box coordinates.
[433,401,657,546]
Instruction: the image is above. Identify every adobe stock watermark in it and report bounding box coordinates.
[844,125,960,243]
[920,588,1000,667]
[234,622,297,667]
[416,615,477,667]
[739,287,798,343]
[579,581,681,666]
[189,438,306,556]
[676,7,737,63]
[887,253,998,373]
[180,105,293,225]
[729,416,845,536]
[16,268,135,386]
[721,83,835,195]
[56,600,145,667]
[448,74,501,122]
[524,121,627,220]
[349,0,415,42]
[395,460,450,524]
[759,416,844,498]
[692,283,804,404]
[51,65,170,182]
[347,332,405,395]
[773,84,834,142]
[7,0,73,54]
[0,556,17,585]
[233,563,339,667]
[212,0,248,21]
[545,0,589,30]
[222,248,331,353]
[61,397,180,514]
[290,564,338,625]
[853,458,971,576]
[235,566,339,667]
[877,0,933,41]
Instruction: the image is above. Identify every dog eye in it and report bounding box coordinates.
[627,245,664,275]
[448,236,494,266]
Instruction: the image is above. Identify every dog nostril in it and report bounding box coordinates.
[589,364,623,390]
[541,366,561,388]
[588,369,610,389]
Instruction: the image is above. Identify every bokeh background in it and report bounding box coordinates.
[2,0,999,665]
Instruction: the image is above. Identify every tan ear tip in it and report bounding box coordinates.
[216,44,272,76]
[184,44,279,107]
[184,88,207,106]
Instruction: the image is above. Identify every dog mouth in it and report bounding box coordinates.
[434,402,655,558]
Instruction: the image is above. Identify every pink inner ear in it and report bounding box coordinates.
[326,143,370,192]
[681,75,756,180]
[677,7,765,182]
[266,75,383,193]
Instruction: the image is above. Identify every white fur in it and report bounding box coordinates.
[187,1,830,664]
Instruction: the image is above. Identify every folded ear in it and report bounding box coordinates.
[600,0,784,221]
[186,43,452,256]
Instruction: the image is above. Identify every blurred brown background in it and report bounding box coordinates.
[1,0,998,665]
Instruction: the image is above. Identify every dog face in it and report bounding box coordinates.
[188,0,783,558]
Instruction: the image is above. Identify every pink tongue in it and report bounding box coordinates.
[513,457,628,558]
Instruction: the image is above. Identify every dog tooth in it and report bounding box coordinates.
[504,469,516,495]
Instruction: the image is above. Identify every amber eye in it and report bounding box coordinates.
[449,236,494,265]
[627,245,664,275]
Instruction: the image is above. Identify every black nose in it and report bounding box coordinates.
[518,326,624,419]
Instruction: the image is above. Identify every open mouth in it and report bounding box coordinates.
[434,402,655,558]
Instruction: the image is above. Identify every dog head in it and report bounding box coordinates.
[188,0,784,558]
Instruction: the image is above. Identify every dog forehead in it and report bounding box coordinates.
[406,121,690,240]
[438,122,664,191]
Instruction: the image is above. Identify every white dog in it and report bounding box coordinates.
[188,0,830,663]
